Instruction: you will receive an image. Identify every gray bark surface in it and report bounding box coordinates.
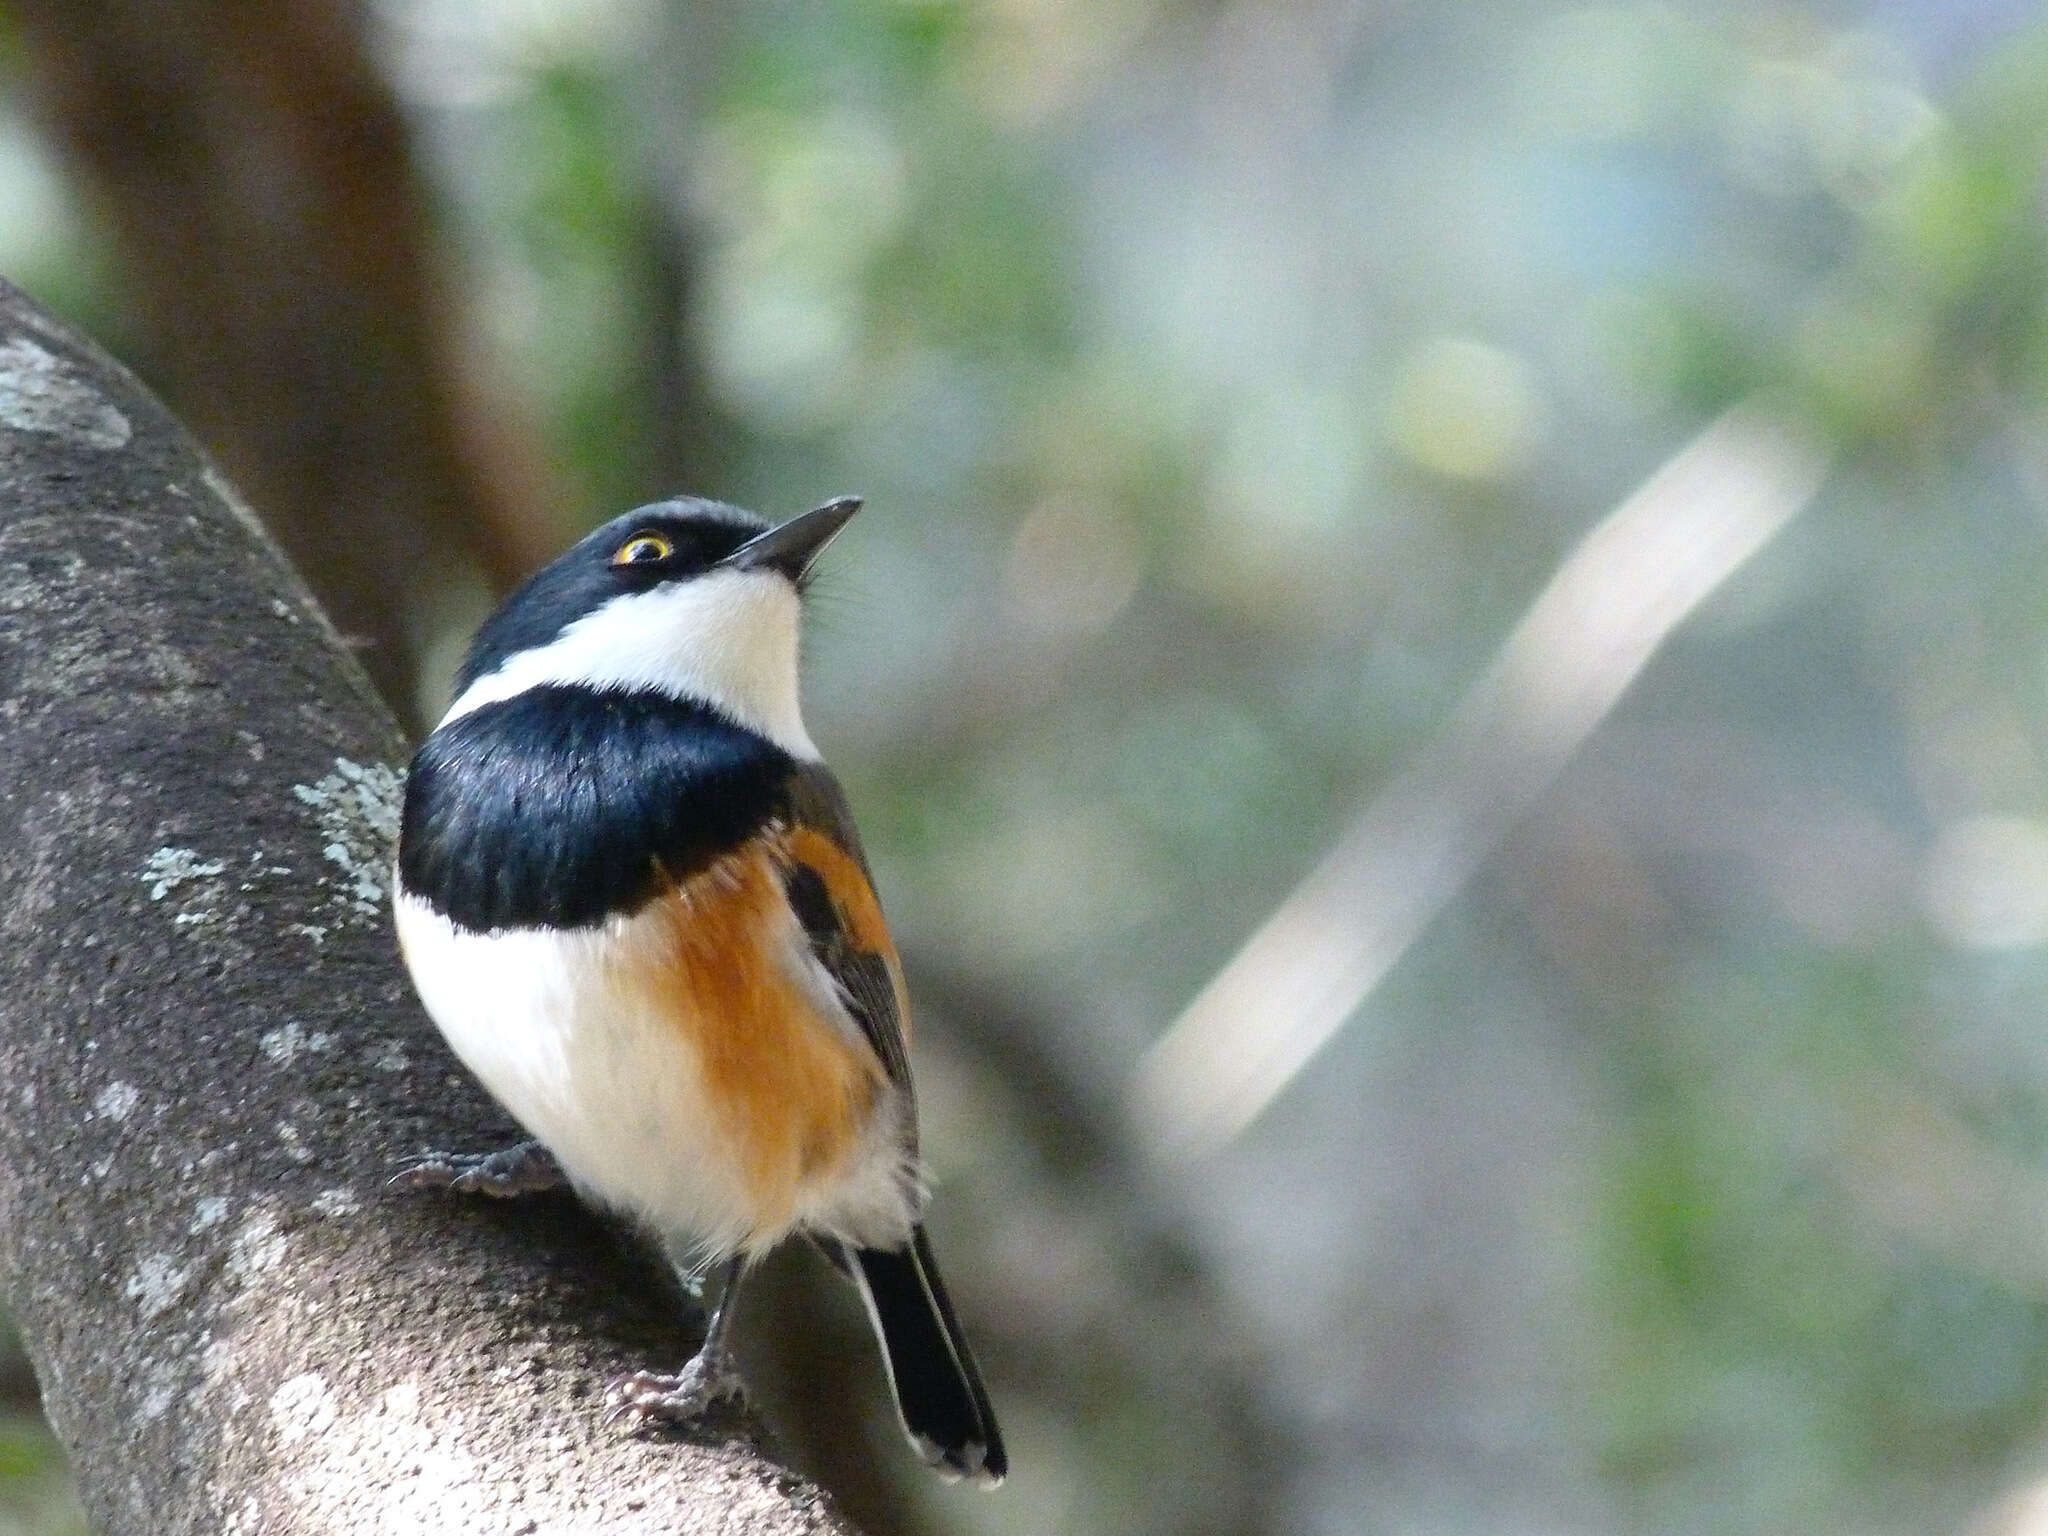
[0,280,857,1534]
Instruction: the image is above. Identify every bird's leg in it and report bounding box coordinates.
[605,1255,749,1428]
[388,1139,567,1197]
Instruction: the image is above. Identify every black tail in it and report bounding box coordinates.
[846,1228,1007,1486]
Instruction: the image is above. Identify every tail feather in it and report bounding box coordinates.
[846,1228,1007,1486]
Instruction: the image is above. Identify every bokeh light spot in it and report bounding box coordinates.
[1920,815,2048,951]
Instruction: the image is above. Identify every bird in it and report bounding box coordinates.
[389,493,1006,1486]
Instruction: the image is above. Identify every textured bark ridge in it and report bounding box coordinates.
[0,281,856,1535]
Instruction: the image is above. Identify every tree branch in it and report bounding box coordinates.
[1130,400,1835,1165]
[0,281,855,1533]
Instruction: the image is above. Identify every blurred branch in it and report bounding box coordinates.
[632,0,740,498]
[637,192,739,500]
[909,960,1296,1536]
[9,0,566,728]
[1131,400,1835,1166]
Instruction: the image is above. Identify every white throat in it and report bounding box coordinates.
[439,568,820,758]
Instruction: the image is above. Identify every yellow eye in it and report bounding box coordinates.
[611,532,674,567]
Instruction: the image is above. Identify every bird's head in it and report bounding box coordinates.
[438,495,861,758]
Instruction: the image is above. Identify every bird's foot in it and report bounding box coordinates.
[388,1140,566,1197]
[603,1348,748,1431]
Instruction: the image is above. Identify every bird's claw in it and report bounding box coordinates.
[388,1140,566,1197]
[603,1354,747,1431]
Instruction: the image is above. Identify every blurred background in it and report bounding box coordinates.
[3,0,2048,1532]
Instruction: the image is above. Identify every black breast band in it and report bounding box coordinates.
[398,686,794,932]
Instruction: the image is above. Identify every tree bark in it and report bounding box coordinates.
[0,281,857,1533]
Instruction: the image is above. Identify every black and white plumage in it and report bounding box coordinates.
[392,495,1005,1485]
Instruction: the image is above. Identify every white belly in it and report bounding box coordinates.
[392,886,919,1259]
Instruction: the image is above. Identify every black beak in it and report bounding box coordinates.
[723,496,863,583]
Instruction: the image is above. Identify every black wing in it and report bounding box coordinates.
[779,762,916,1101]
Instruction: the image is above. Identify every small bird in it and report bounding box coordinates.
[390,494,1005,1485]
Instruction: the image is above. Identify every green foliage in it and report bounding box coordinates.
[1605,957,2048,1503]
[0,1417,85,1535]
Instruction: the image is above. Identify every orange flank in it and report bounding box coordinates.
[619,841,884,1247]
